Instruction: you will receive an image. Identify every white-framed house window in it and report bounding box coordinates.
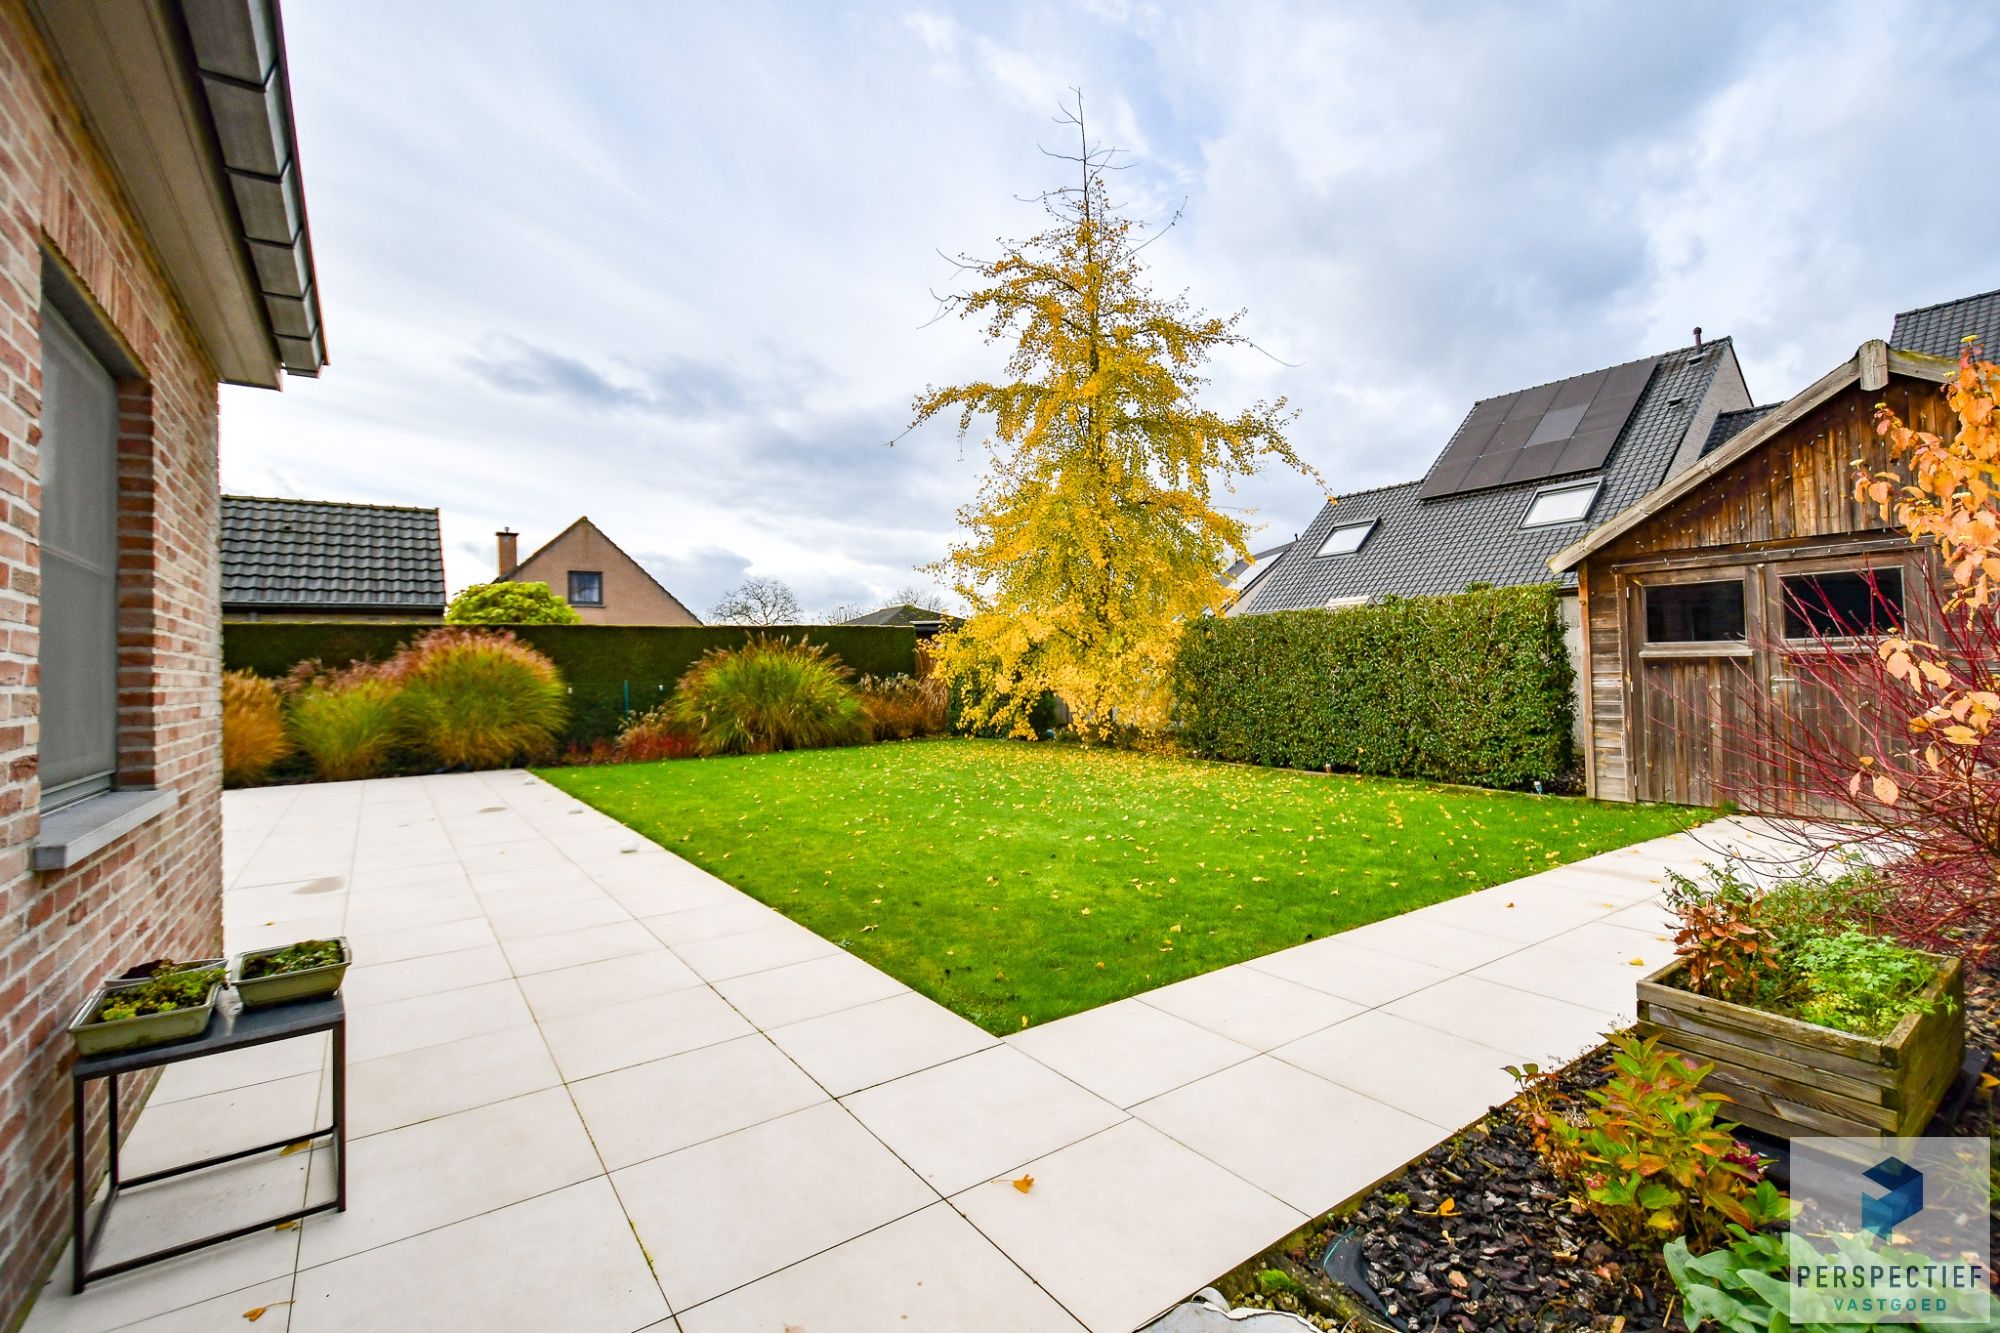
[1315,519,1376,556]
[1522,479,1601,528]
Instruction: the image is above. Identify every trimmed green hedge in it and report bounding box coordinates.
[1172,583,1575,789]
[224,622,921,744]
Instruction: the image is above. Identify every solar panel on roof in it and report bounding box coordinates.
[1415,354,1660,501]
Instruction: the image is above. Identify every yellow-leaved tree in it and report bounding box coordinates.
[911,104,1320,740]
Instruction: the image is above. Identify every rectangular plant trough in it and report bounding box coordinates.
[1635,953,1964,1138]
[230,938,351,1009]
[68,961,225,1057]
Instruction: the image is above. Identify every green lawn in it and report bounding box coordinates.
[539,740,1708,1033]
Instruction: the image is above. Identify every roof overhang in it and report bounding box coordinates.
[25,0,325,387]
[1548,341,1956,572]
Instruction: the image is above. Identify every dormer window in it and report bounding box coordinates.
[1315,519,1375,557]
[1522,479,1601,528]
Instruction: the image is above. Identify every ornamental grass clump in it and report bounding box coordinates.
[856,673,948,740]
[287,666,404,781]
[613,705,702,762]
[390,628,568,769]
[221,670,292,785]
[670,636,865,756]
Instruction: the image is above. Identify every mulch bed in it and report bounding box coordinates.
[1213,961,1997,1333]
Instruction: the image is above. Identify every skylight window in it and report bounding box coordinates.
[1522,480,1600,528]
[1315,519,1375,557]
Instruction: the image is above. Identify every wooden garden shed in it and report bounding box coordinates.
[1548,340,1958,813]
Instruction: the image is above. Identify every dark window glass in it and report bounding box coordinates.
[1781,569,1904,638]
[567,571,603,606]
[39,306,120,807]
[1645,580,1746,643]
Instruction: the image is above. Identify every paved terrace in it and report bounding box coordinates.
[22,772,1795,1333]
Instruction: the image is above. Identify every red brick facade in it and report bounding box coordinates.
[0,2,229,1323]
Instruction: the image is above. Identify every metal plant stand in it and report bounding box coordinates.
[69,993,346,1292]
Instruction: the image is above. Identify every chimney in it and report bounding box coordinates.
[1693,326,1703,349]
[496,529,518,578]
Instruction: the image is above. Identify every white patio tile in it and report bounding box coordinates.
[1382,974,1613,1065]
[640,897,788,946]
[1007,998,1257,1108]
[94,1155,311,1270]
[1242,935,1458,1007]
[950,1119,1302,1333]
[711,950,908,1029]
[343,978,533,1062]
[612,1100,935,1311]
[228,915,347,952]
[485,897,630,941]
[843,1044,1125,1195]
[670,920,842,982]
[1415,893,1613,944]
[1131,1056,1443,1216]
[1536,918,1678,967]
[343,1025,562,1138]
[1137,966,1361,1051]
[766,991,996,1096]
[147,1033,327,1105]
[299,1087,602,1267]
[538,984,754,1082]
[677,1202,1084,1333]
[20,1246,299,1333]
[336,894,484,934]
[593,877,742,918]
[1332,915,1524,972]
[338,943,514,1008]
[516,948,703,1021]
[289,1178,667,1333]
[1472,946,1650,1017]
[1274,1010,1526,1130]
[341,917,496,967]
[500,920,660,976]
[570,1034,827,1169]
[116,1277,299,1331]
[118,1070,324,1177]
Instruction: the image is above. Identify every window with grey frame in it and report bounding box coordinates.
[567,570,603,606]
[39,305,121,808]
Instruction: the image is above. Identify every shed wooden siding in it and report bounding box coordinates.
[1580,375,1953,802]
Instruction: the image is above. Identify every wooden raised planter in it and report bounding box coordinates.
[1635,954,1964,1139]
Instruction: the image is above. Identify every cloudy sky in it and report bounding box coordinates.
[219,0,2000,616]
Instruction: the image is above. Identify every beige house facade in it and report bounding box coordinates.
[497,517,701,625]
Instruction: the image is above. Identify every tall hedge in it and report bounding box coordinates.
[1173,583,1575,789]
[224,622,920,744]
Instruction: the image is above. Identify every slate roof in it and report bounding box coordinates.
[841,603,961,628]
[1890,287,2000,358]
[221,496,446,613]
[1701,403,1782,457]
[1239,339,1740,612]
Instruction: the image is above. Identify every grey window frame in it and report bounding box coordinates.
[38,303,121,810]
[1314,519,1376,557]
[1522,478,1602,528]
[567,570,604,606]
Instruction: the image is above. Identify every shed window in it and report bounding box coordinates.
[1781,569,1904,639]
[1522,479,1600,528]
[1315,520,1375,557]
[567,571,604,606]
[1645,580,1746,643]
[39,306,120,808]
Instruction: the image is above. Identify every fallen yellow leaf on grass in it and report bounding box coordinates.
[1012,1174,1035,1193]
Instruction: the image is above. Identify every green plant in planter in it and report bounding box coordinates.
[241,939,343,979]
[1666,1226,1960,1332]
[94,964,223,1023]
[1523,1032,1785,1250]
[1790,929,1942,1036]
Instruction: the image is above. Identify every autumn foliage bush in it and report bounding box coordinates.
[670,636,866,756]
[612,705,703,762]
[857,673,949,740]
[221,670,292,785]
[389,628,568,769]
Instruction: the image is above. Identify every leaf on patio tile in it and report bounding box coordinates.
[278,1139,313,1156]
[1012,1173,1035,1193]
[273,1219,301,1231]
[242,1301,293,1322]
[1629,958,1647,967]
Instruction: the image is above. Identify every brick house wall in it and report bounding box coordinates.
[505,517,701,626]
[0,2,229,1321]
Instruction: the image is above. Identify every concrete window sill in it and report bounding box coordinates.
[34,788,179,872]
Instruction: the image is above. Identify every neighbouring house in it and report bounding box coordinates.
[221,495,445,621]
[1222,541,1293,608]
[1236,337,1754,746]
[840,603,963,637]
[495,517,700,625]
[1550,320,1975,813]
[0,1,326,1323]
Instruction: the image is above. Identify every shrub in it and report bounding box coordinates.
[1664,867,1780,1006]
[1666,1228,1963,1332]
[221,670,292,785]
[288,670,404,781]
[615,704,702,762]
[391,628,568,769]
[1509,1033,1783,1251]
[670,635,866,755]
[1790,930,1941,1036]
[1172,583,1575,789]
[445,581,583,625]
[857,673,948,740]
